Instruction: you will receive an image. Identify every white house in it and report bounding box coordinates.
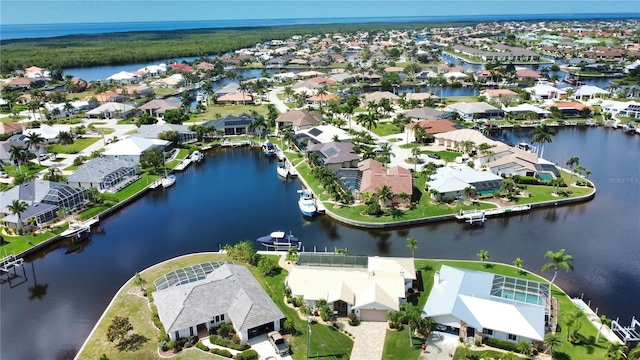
[427,165,503,200]
[446,102,504,121]
[102,137,169,163]
[86,102,135,119]
[479,144,540,177]
[106,71,141,84]
[424,265,547,344]
[600,100,640,119]
[524,83,566,100]
[66,158,140,193]
[23,125,72,143]
[503,103,551,119]
[572,85,609,100]
[154,263,285,341]
[286,255,416,321]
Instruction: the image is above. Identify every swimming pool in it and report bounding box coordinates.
[538,172,554,181]
[495,289,543,305]
[490,275,549,306]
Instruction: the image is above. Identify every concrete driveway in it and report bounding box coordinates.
[250,333,291,360]
[419,331,458,360]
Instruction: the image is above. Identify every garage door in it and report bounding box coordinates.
[360,309,387,322]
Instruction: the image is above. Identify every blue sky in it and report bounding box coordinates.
[1,1,638,25]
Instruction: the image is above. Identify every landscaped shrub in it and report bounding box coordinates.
[293,297,304,307]
[195,342,209,351]
[208,335,250,351]
[218,323,234,338]
[211,348,233,357]
[483,337,519,353]
[158,340,169,351]
[167,340,176,350]
[189,335,198,346]
[235,349,259,360]
[299,305,310,315]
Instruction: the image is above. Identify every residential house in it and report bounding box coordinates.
[404,119,458,143]
[294,125,352,149]
[306,93,340,108]
[102,137,170,163]
[66,158,140,193]
[91,91,125,104]
[216,91,254,105]
[0,141,28,162]
[426,165,503,201]
[106,71,141,84]
[0,180,88,229]
[549,102,591,117]
[23,125,72,144]
[275,110,322,132]
[149,74,185,88]
[478,144,540,177]
[446,102,504,121]
[423,265,547,344]
[202,113,256,136]
[572,85,610,100]
[600,100,640,119]
[0,122,25,137]
[137,98,182,118]
[306,141,359,171]
[154,263,285,341]
[287,255,416,321]
[515,68,542,81]
[478,89,519,103]
[524,83,566,100]
[432,129,499,151]
[86,103,135,119]
[362,91,401,107]
[135,123,197,145]
[405,107,447,121]
[214,83,240,98]
[503,103,551,119]
[358,159,413,203]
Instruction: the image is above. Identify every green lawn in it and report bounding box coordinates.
[403,260,610,360]
[420,150,460,163]
[76,253,352,360]
[0,224,68,255]
[2,162,46,176]
[381,327,423,360]
[193,104,270,122]
[64,164,80,171]
[153,88,178,97]
[371,122,403,137]
[48,137,101,154]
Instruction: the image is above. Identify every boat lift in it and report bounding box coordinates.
[0,254,27,288]
[456,210,486,225]
[611,317,640,346]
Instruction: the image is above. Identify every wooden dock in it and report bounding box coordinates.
[456,205,531,224]
[220,140,252,148]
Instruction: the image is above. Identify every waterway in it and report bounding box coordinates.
[1,128,638,360]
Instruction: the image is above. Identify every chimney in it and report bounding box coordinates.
[434,271,441,285]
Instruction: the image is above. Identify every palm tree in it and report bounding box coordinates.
[238,82,250,105]
[606,342,628,360]
[7,199,29,238]
[544,333,561,358]
[63,101,74,123]
[564,309,584,340]
[283,86,294,102]
[399,302,424,347]
[378,143,395,167]
[57,131,74,154]
[411,147,420,172]
[566,156,580,181]
[316,87,328,114]
[248,115,268,139]
[542,248,574,290]
[463,186,474,202]
[596,314,611,343]
[9,145,27,175]
[376,185,394,209]
[476,249,489,263]
[281,127,294,151]
[513,257,524,269]
[531,124,555,158]
[628,346,640,359]
[356,111,378,131]
[26,132,45,165]
[46,167,63,182]
[406,237,418,258]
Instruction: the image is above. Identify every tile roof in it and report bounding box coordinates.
[405,119,458,134]
[358,159,412,195]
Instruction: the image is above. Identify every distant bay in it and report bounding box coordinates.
[1,13,636,41]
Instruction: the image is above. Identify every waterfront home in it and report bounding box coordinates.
[423,265,547,344]
[0,141,28,163]
[149,74,185,88]
[4,77,38,91]
[403,93,439,103]
[272,71,298,81]
[0,122,25,137]
[404,107,448,121]
[102,137,170,163]
[275,110,322,133]
[306,141,359,170]
[216,91,254,105]
[136,64,167,78]
[503,103,551,119]
[201,113,256,136]
[478,144,540,177]
[90,91,125,104]
[328,72,355,84]
[0,180,89,229]
[524,83,566,100]
[571,85,610,100]
[548,102,592,117]
[294,125,351,148]
[362,91,401,107]
[66,158,140,193]
[451,44,540,62]
[135,123,197,145]
[24,66,50,79]
[86,102,135,119]
[154,263,285,342]
[306,93,341,108]
[404,119,458,143]
[358,159,413,203]
[515,68,542,81]
[106,71,141,84]
[446,102,504,121]
[286,255,415,321]
[214,83,240,98]
[426,165,503,201]
[433,128,499,151]
[137,98,182,118]
[478,89,519,103]
[600,100,640,119]
[23,125,72,144]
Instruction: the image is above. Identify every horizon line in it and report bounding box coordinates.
[3,12,639,27]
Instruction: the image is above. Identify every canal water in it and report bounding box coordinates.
[1,128,638,360]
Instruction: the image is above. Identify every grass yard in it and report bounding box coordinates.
[3,162,46,176]
[77,253,352,360]
[48,137,101,154]
[0,223,69,255]
[400,260,610,360]
[193,104,270,122]
[371,122,403,137]
[381,327,423,360]
[420,150,460,163]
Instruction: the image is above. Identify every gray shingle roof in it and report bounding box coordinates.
[66,158,138,183]
[153,263,284,333]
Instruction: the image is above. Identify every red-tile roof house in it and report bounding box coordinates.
[404,119,458,143]
[516,69,541,81]
[358,159,413,203]
[169,63,193,72]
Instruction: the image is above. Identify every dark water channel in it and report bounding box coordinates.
[1,127,639,360]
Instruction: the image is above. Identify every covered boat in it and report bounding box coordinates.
[257,231,301,250]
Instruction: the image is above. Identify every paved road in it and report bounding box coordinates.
[268,87,290,113]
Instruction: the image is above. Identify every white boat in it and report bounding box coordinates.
[288,165,298,177]
[61,223,91,238]
[161,174,176,188]
[622,123,637,133]
[297,189,317,217]
[262,142,276,156]
[277,162,289,178]
[190,150,204,162]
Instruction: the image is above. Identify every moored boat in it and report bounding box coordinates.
[262,142,276,156]
[161,174,176,188]
[297,189,317,217]
[257,231,301,250]
[60,223,91,238]
[277,161,289,178]
[190,150,204,162]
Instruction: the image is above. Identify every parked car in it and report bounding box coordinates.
[267,331,289,355]
[38,153,50,161]
[427,153,441,160]
[0,171,8,178]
